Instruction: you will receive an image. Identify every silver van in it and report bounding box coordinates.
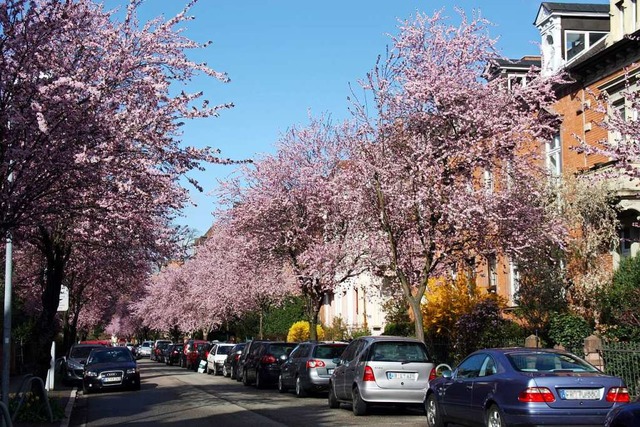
[328,336,436,416]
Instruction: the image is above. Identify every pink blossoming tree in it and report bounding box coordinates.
[341,10,567,341]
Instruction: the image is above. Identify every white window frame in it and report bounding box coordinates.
[564,30,607,62]
[545,134,562,180]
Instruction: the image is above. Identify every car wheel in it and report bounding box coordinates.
[82,383,91,395]
[230,366,236,380]
[255,370,264,389]
[278,374,288,393]
[295,376,307,397]
[242,369,251,386]
[213,365,219,376]
[425,394,444,427]
[223,365,229,377]
[328,382,339,409]
[352,386,368,416]
[132,381,141,391]
[486,405,505,427]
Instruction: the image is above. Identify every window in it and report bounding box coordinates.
[509,261,520,305]
[483,169,494,193]
[546,134,562,181]
[507,74,526,91]
[565,31,607,61]
[456,354,487,379]
[487,255,497,293]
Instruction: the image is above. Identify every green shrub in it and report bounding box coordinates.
[9,392,64,422]
[348,326,371,340]
[548,312,591,354]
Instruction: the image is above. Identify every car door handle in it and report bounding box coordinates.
[466,384,473,390]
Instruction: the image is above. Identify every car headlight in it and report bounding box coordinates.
[85,371,98,377]
[126,368,137,374]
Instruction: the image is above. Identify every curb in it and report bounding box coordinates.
[60,388,77,427]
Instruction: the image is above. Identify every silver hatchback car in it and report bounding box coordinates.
[328,336,436,416]
[278,341,348,396]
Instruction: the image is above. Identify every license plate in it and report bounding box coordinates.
[560,389,601,400]
[102,376,122,383]
[387,372,416,380]
[327,369,334,375]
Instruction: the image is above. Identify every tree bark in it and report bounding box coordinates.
[33,228,70,380]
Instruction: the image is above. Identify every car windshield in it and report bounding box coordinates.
[88,349,134,365]
[141,342,151,348]
[158,342,170,349]
[217,346,232,355]
[70,346,100,358]
[507,352,598,373]
[368,342,430,363]
[313,344,347,359]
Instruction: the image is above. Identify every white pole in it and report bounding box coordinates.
[2,231,12,407]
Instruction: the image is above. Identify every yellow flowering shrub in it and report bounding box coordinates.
[287,321,325,342]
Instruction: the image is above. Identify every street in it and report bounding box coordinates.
[69,359,428,426]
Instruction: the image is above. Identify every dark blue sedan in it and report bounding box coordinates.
[82,346,141,393]
[605,401,640,427]
[425,348,630,427]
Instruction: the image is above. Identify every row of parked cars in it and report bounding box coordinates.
[145,335,639,426]
[59,336,638,426]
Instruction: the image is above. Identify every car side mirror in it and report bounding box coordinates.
[441,369,452,379]
[333,358,341,366]
[279,354,288,362]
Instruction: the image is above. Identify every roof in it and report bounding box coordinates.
[541,2,609,14]
[493,57,542,69]
[535,2,609,25]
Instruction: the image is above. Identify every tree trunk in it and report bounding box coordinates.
[33,228,70,380]
[407,297,425,342]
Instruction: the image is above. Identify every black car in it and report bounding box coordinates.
[242,341,296,388]
[165,343,184,366]
[223,343,246,379]
[82,346,141,393]
[61,343,107,385]
[154,341,172,363]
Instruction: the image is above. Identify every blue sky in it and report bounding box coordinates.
[106,0,607,235]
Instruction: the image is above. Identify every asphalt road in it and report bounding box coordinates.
[69,358,430,426]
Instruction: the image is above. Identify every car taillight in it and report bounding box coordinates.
[518,387,555,403]
[306,359,326,369]
[606,387,630,402]
[363,366,375,382]
[261,355,277,364]
[428,367,436,382]
[205,352,209,358]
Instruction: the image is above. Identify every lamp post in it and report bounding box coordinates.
[2,227,11,408]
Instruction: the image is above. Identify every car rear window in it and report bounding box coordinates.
[268,344,296,357]
[217,346,232,355]
[367,342,430,363]
[507,352,598,373]
[313,344,347,359]
[70,346,101,358]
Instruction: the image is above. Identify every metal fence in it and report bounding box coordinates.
[599,341,640,400]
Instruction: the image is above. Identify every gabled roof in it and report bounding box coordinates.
[535,2,609,26]
[493,57,542,70]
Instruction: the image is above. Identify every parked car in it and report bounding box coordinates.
[137,340,154,358]
[152,340,172,363]
[82,346,141,393]
[279,341,348,396]
[605,399,640,427]
[125,342,137,357]
[182,339,209,370]
[424,348,630,427]
[236,340,261,382]
[328,335,436,416]
[164,343,184,366]
[207,343,235,375]
[150,339,172,362]
[242,341,296,388]
[224,343,246,379]
[61,343,108,385]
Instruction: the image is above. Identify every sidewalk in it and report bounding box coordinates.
[8,375,77,427]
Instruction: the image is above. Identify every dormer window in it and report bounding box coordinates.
[565,31,607,61]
